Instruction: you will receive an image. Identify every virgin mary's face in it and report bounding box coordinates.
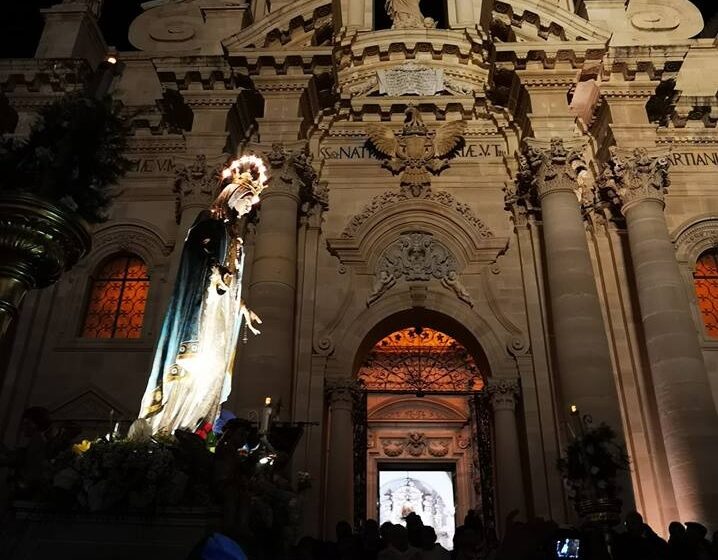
[228,190,260,217]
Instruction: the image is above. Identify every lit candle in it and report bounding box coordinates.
[260,396,272,434]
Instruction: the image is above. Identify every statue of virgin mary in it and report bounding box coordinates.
[139,156,267,434]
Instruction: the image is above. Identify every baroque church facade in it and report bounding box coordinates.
[2,0,718,542]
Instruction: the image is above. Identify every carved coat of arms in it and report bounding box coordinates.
[367,106,466,196]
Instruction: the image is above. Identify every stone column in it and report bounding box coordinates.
[488,378,526,534]
[512,137,624,433]
[236,146,300,412]
[600,148,718,529]
[324,379,355,536]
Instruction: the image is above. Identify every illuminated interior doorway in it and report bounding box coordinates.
[378,465,457,550]
[355,325,494,537]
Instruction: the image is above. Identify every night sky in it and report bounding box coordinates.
[0,0,717,57]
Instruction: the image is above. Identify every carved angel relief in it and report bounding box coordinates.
[367,107,466,197]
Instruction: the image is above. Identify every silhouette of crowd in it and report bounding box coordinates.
[288,510,718,560]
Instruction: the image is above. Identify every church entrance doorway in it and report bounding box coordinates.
[354,325,495,539]
[378,464,457,550]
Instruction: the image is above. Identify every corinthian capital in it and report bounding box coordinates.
[517,137,589,200]
[173,154,223,222]
[253,143,327,210]
[487,378,520,411]
[325,378,360,406]
[599,147,671,213]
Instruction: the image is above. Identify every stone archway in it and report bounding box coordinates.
[352,322,497,539]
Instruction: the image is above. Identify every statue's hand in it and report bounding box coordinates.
[241,304,262,335]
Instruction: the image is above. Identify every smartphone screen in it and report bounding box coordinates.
[556,538,581,559]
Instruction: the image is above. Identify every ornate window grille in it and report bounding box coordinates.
[81,254,149,339]
[357,327,483,393]
[694,249,718,338]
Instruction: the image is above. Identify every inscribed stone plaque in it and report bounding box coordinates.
[377,63,444,96]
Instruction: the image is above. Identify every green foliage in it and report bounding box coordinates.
[0,92,132,223]
[557,423,629,503]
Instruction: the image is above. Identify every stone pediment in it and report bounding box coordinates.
[492,0,611,43]
[222,0,333,51]
[50,388,129,422]
[129,0,332,55]
[335,28,491,106]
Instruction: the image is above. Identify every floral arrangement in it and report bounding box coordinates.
[557,422,629,504]
[52,430,213,512]
[0,91,132,223]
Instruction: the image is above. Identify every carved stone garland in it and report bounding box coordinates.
[367,232,473,307]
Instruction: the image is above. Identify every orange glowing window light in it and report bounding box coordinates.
[81,254,149,339]
[694,249,718,339]
[357,327,483,393]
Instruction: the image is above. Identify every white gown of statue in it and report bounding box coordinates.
[140,163,265,436]
[147,253,245,434]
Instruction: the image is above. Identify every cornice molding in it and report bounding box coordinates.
[493,0,611,43]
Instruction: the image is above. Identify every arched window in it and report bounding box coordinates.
[694,249,718,338]
[357,327,483,392]
[81,254,149,339]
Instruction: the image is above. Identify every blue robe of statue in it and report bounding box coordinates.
[140,211,243,433]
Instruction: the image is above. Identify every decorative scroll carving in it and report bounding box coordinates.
[342,188,493,239]
[487,378,520,412]
[380,233,454,281]
[627,0,704,39]
[367,107,465,196]
[367,232,473,307]
[599,147,671,213]
[357,327,483,393]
